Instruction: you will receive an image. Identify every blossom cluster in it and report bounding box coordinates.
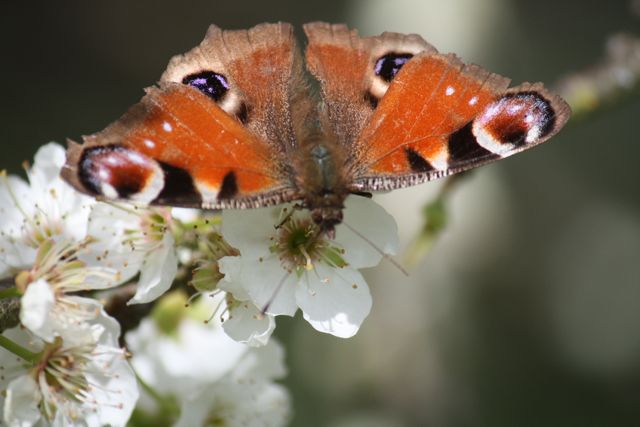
[0,143,399,426]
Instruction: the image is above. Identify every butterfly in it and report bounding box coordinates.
[61,22,570,238]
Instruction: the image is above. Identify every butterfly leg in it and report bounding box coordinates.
[274,203,305,230]
[350,191,373,198]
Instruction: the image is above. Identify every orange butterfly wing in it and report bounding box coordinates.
[304,23,571,192]
[63,22,571,215]
[352,54,570,190]
[304,22,435,153]
[63,83,293,208]
[63,23,307,209]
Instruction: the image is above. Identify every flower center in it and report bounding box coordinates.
[1,172,65,246]
[32,337,94,420]
[17,237,119,295]
[140,211,171,242]
[121,207,172,253]
[27,335,129,422]
[270,214,347,275]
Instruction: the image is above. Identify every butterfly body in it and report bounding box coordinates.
[296,142,350,235]
[61,22,570,235]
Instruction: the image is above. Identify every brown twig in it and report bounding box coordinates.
[555,33,640,119]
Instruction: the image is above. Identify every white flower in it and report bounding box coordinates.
[217,257,276,346]
[219,195,399,338]
[16,236,124,342]
[175,381,290,427]
[184,226,275,347]
[3,375,42,427]
[222,292,276,347]
[0,143,94,277]
[0,312,138,426]
[86,203,178,305]
[126,291,250,397]
[19,278,112,345]
[126,290,290,426]
[0,142,177,306]
[0,143,142,341]
[175,339,290,427]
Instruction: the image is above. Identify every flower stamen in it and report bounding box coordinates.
[26,336,130,422]
[269,213,347,275]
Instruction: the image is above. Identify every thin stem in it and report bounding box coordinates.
[134,369,179,416]
[136,370,164,405]
[0,334,39,363]
[404,172,469,266]
[0,287,21,299]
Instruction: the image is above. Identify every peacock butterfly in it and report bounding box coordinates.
[61,22,571,237]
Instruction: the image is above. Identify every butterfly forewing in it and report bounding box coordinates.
[304,22,435,151]
[63,23,312,209]
[162,23,312,155]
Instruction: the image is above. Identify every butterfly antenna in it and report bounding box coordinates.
[342,221,409,277]
[260,272,290,315]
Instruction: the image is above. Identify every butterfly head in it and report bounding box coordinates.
[310,205,343,239]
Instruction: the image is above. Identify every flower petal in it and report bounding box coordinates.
[223,300,276,347]
[79,309,138,427]
[85,351,138,427]
[127,314,249,396]
[83,203,145,284]
[221,207,281,258]
[171,207,201,223]
[296,264,372,338]
[30,143,66,188]
[175,382,290,427]
[335,195,399,268]
[231,339,287,381]
[221,256,298,317]
[19,279,56,342]
[0,175,32,231]
[4,375,42,427]
[0,143,95,278]
[128,233,178,304]
[218,256,250,300]
[0,175,37,276]
[30,143,94,242]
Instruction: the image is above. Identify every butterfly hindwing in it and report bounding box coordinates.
[63,83,296,209]
[349,53,570,190]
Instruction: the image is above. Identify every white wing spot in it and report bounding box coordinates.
[430,150,449,171]
[127,152,146,164]
[445,86,455,96]
[100,183,118,199]
[469,96,479,106]
[162,122,173,132]
[144,139,156,149]
[507,104,524,115]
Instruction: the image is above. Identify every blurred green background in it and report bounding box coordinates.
[2,1,639,426]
